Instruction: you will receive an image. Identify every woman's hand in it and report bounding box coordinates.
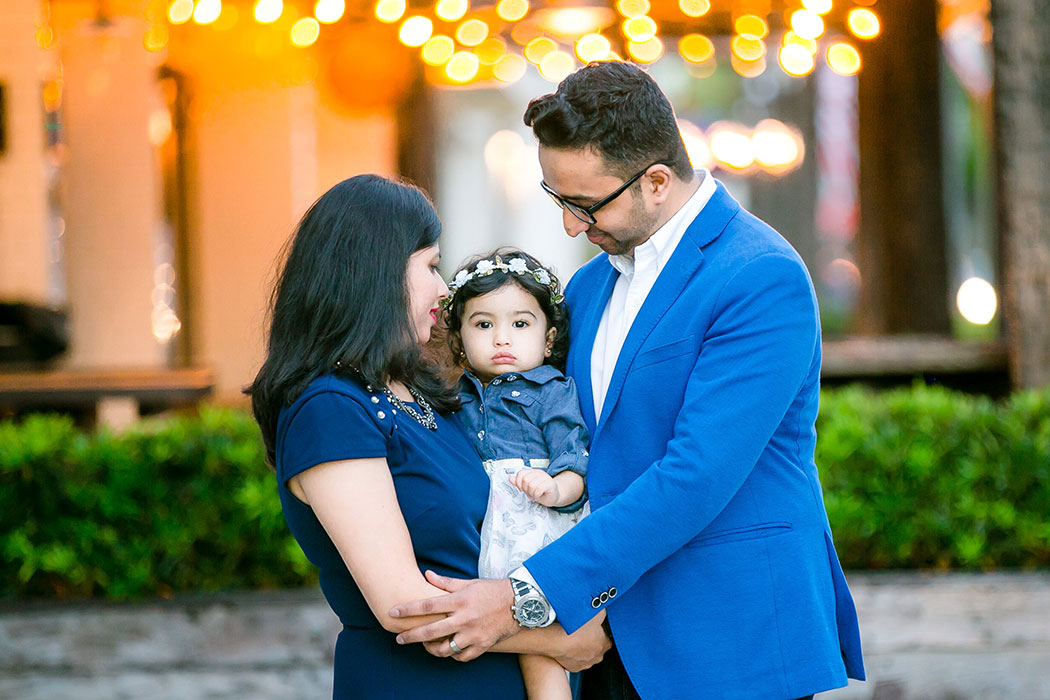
[552,611,611,672]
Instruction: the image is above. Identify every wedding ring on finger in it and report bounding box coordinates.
[449,639,464,655]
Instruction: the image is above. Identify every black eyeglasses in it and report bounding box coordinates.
[540,160,674,225]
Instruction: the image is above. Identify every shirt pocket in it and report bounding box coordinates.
[633,335,697,371]
[683,521,793,548]
[500,391,541,457]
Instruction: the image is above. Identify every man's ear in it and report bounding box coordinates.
[647,165,673,203]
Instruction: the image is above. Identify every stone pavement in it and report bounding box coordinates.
[2,573,1048,699]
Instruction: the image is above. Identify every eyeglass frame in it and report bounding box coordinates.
[540,160,676,225]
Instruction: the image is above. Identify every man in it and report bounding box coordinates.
[392,61,865,700]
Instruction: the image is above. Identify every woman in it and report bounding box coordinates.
[247,175,607,699]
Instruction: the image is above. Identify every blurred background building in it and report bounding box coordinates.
[0,0,1046,420]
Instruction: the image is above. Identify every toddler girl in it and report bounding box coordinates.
[444,249,588,700]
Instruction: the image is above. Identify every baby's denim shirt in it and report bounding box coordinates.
[458,365,589,513]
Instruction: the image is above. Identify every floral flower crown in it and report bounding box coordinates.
[441,254,564,310]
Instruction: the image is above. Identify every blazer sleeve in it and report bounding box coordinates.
[524,252,820,633]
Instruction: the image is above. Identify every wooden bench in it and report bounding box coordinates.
[0,367,215,429]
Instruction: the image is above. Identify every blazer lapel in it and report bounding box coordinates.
[568,261,618,431]
[593,183,740,438]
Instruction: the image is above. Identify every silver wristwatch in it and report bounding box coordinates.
[509,578,553,628]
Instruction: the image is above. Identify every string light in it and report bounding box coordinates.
[168,0,194,24]
[192,0,221,24]
[497,0,529,22]
[734,14,767,39]
[375,0,406,23]
[314,0,345,24]
[679,33,714,63]
[627,37,662,63]
[291,17,320,46]
[622,16,657,43]
[826,42,861,75]
[848,8,881,39]
[778,42,815,76]
[791,10,825,40]
[576,33,612,62]
[254,0,282,23]
[616,0,650,18]
[446,51,480,82]
[476,37,508,64]
[525,36,557,64]
[678,0,710,18]
[436,0,469,22]
[539,50,575,81]
[399,16,433,46]
[421,35,455,65]
[494,53,527,82]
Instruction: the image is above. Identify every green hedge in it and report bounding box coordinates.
[1,407,314,599]
[2,385,1049,600]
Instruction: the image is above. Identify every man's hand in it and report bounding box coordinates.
[511,468,560,507]
[390,571,518,661]
[555,611,612,672]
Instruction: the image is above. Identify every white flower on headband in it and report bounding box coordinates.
[475,260,495,274]
[508,258,528,274]
[534,269,551,286]
[451,269,470,289]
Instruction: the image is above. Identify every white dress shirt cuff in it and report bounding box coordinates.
[509,565,557,624]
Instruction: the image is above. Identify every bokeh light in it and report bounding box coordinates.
[494,53,528,82]
[617,0,650,17]
[956,277,998,325]
[848,8,881,39]
[731,35,766,61]
[778,43,815,76]
[436,0,469,22]
[497,0,529,22]
[476,37,507,64]
[254,0,282,23]
[734,14,767,39]
[623,16,657,42]
[193,0,222,24]
[576,33,612,62]
[802,0,833,14]
[791,10,825,40]
[678,33,714,63]
[456,19,489,46]
[709,123,755,170]
[525,36,558,64]
[678,0,710,18]
[421,35,455,65]
[446,51,480,82]
[752,119,804,173]
[375,0,406,23]
[539,50,575,81]
[399,16,433,46]
[827,42,861,75]
[168,0,194,25]
[627,37,663,63]
[314,0,345,23]
[291,17,320,46]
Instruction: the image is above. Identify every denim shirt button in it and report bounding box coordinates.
[511,390,521,397]
[478,430,485,440]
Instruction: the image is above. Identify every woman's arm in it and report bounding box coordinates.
[291,457,448,634]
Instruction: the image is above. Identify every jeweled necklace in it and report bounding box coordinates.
[382,386,438,431]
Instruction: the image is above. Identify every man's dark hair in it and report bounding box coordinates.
[444,248,570,372]
[523,61,693,180]
[245,174,459,466]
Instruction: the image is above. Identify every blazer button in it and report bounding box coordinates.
[591,597,601,609]
[608,587,617,598]
[599,592,609,604]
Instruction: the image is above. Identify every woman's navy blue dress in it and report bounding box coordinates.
[276,373,526,699]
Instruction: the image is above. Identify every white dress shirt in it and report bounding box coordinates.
[512,169,717,617]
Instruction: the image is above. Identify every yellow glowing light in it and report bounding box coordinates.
[436,0,469,22]
[399,16,433,46]
[678,0,710,18]
[752,119,804,172]
[497,0,529,22]
[734,14,767,39]
[826,42,861,75]
[446,51,480,82]
[687,60,717,79]
[148,109,173,146]
[731,54,767,78]
[168,0,194,24]
[476,37,507,64]
[679,33,714,63]
[847,8,880,39]
[193,0,222,24]
[956,277,998,325]
[315,0,345,23]
[790,10,824,40]
[783,31,818,56]
[627,37,662,63]
[421,35,455,65]
[525,36,558,64]
[731,35,766,62]
[617,0,650,18]
[678,119,713,169]
[291,17,320,45]
[254,0,282,23]
[575,33,611,62]
[778,43,815,76]
[622,16,657,43]
[494,53,528,82]
[709,124,755,169]
[538,8,612,38]
[375,0,406,23]
[456,19,489,46]
[539,50,575,82]
[143,24,169,51]
[35,26,54,49]
[802,0,832,14]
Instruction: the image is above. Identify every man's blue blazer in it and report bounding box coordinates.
[525,182,865,700]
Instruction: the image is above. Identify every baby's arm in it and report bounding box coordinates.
[512,468,585,508]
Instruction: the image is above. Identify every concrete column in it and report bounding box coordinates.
[59,16,166,367]
[0,4,50,303]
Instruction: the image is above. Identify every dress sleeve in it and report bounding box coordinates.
[278,390,390,484]
[538,376,590,513]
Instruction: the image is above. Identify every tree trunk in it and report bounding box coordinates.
[855,0,950,335]
[991,0,1050,389]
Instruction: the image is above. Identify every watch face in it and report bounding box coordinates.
[519,598,548,625]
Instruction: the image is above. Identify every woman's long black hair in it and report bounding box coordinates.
[246,174,459,466]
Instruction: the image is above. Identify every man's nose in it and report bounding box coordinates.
[562,209,588,238]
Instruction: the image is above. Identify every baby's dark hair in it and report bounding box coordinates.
[444,248,570,372]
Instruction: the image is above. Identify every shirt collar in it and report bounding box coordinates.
[459,365,563,396]
[608,169,715,279]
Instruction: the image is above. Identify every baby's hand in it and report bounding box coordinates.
[511,468,560,507]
